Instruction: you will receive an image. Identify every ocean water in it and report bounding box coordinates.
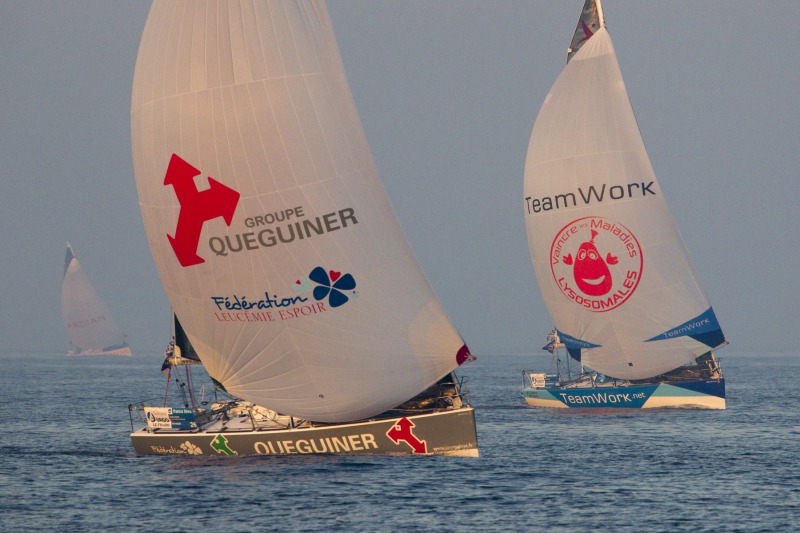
[0,351,797,532]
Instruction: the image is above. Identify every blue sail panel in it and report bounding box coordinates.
[645,307,725,348]
[557,330,601,362]
[63,243,75,277]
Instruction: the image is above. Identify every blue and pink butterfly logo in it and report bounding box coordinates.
[293,267,357,308]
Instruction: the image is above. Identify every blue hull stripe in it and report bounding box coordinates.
[523,379,725,408]
[663,379,725,398]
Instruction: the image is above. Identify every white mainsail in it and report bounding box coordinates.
[130,0,471,422]
[524,0,725,380]
[61,242,130,355]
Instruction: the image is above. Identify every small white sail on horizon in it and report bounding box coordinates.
[523,0,725,380]
[61,242,131,356]
[130,0,472,423]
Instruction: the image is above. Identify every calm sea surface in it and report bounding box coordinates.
[0,351,797,532]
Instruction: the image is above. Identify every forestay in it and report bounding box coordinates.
[523,14,724,380]
[131,0,469,422]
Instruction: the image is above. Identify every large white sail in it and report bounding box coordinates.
[61,243,129,355]
[131,0,470,422]
[523,1,724,380]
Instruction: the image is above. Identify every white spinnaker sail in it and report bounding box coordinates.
[524,22,724,380]
[61,243,127,354]
[131,0,469,422]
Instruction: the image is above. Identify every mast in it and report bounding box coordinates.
[596,0,605,29]
[567,0,606,63]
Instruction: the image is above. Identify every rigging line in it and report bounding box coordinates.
[185,365,197,408]
[163,366,172,407]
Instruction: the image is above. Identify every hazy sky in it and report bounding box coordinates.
[1,1,797,356]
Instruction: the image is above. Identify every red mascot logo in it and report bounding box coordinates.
[550,216,642,312]
[562,230,616,296]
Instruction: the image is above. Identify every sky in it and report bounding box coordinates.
[1,1,797,357]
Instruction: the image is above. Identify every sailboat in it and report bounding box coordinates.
[521,0,726,409]
[61,242,131,356]
[128,0,478,456]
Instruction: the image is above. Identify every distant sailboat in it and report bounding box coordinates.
[521,0,726,409]
[61,242,131,356]
[128,0,478,456]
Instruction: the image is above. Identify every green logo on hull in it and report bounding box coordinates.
[211,434,238,455]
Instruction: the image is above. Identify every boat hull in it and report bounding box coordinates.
[523,379,725,409]
[68,346,132,356]
[131,407,478,457]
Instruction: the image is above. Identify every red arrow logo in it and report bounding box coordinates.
[386,417,427,454]
[163,154,240,267]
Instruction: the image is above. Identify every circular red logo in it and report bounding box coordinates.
[550,216,643,312]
